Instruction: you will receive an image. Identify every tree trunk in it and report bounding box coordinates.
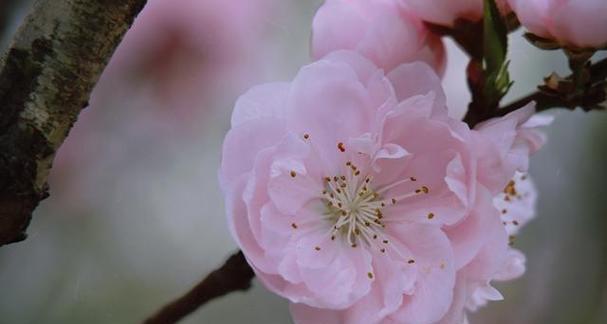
[0,0,147,246]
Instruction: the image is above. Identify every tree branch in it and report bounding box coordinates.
[0,0,147,246]
[143,251,254,324]
[494,57,607,118]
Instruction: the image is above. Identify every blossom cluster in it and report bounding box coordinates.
[216,0,605,323]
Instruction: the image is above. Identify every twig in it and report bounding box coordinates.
[494,57,607,118]
[143,251,254,324]
[0,0,147,246]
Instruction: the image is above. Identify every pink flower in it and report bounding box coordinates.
[494,172,537,236]
[220,51,479,323]
[440,173,538,323]
[401,0,509,27]
[438,105,550,323]
[312,0,445,73]
[220,51,549,323]
[508,0,607,49]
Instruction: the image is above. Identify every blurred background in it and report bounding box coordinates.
[1,0,606,323]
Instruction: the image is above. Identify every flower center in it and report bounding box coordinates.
[321,160,429,251]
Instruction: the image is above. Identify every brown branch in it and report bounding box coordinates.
[143,251,254,324]
[0,0,147,246]
[494,57,607,118]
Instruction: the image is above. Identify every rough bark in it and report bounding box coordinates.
[0,0,147,246]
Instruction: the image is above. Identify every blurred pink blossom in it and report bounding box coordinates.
[401,0,510,27]
[52,0,277,202]
[312,0,445,73]
[92,0,276,121]
[508,0,607,49]
[219,50,547,323]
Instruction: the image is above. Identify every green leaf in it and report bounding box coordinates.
[483,0,511,105]
[483,0,508,73]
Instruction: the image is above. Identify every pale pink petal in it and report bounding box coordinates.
[312,0,445,72]
[220,118,286,188]
[509,0,607,48]
[286,57,375,174]
[387,223,455,324]
[507,0,552,39]
[493,248,527,281]
[231,82,290,127]
[386,62,447,115]
[290,303,342,324]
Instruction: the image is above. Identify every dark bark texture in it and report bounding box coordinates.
[0,0,147,246]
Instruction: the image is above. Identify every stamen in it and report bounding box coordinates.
[377,176,417,194]
[320,162,410,252]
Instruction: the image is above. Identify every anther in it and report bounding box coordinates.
[337,142,346,152]
[415,186,429,194]
[407,259,415,264]
[303,133,310,139]
[290,170,296,178]
[427,212,435,220]
[291,223,298,229]
[367,272,374,279]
